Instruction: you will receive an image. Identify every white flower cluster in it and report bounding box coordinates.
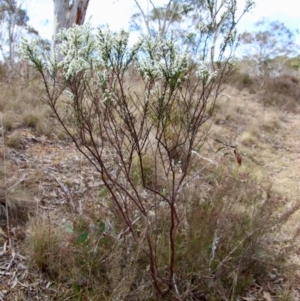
[150,82,162,99]
[57,23,95,80]
[195,65,218,86]
[20,37,62,79]
[21,24,192,92]
[20,39,44,71]
[20,23,95,79]
[96,28,141,70]
[96,70,114,104]
[136,36,189,85]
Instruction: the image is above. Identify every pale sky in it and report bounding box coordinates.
[26,0,300,42]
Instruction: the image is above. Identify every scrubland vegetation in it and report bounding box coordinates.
[1,0,300,299]
[0,24,299,300]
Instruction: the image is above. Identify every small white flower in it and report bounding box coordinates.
[196,64,218,86]
[57,23,96,80]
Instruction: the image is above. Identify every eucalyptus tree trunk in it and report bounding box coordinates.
[52,0,90,57]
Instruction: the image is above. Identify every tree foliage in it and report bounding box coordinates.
[239,19,298,77]
[131,0,255,69]
[0,0,39,74]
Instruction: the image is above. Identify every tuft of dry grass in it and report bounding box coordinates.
[0,179,36,230]
[7,130,25,149]
[258,111,283,132]
[226,70,256,93]
[1,110,21,131]
[24,210,152,300]
[23,113,39,129]
[25,214,70,279]
[240,131,258,147]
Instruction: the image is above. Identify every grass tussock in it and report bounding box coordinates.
[258,111,283,132]
[240,131,258,147]
[25,213,140,300]
[25,214,70,279]
[7,130,25,149]
[0,187,35,228]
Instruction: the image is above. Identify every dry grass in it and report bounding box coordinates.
[7,130,25,149]
[262,75,300,112]
[227,69,300,113]
[25,212,140,300]
[177,168,298,298]
[25,213,72,279]
[226,70,256,93]
[240,131,258,147]
[0,167,36,231]
[258,111,284,132]
[0,80,62,138]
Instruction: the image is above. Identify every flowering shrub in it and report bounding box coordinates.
[20,22,241,299]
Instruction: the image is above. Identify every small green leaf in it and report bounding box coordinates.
[99,221,106,233]
[76,231,89,244]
